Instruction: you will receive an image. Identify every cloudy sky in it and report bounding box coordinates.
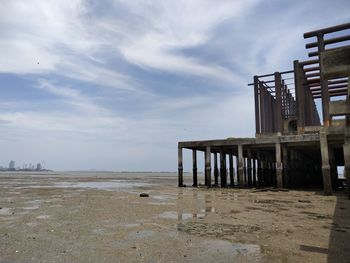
[0,0,349,171]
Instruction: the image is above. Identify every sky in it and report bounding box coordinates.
[0,0,349,171]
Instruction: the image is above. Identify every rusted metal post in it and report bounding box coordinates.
[320,129,332,195]
[276,141,283,188]
[192,149,198,187]
[214,153,219,186]
[178,146,183,187]
[275,72,283,133]
[254,76,260,135]
[205,146,211,187]
[229,154,234,187]
[238,144,244,187]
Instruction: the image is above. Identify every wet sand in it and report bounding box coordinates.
[0,172,349,263]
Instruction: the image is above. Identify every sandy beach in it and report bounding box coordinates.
[0,172,349,263]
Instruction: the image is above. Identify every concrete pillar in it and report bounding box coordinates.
[238,144,244,187]
[252,158,257,187]
[214,153,219,186]
[247,149,252,187]
[276,142,283,188]
[344,127,350,199]
[178,146,183,187]
[320,130,333,195]
[205,146,211,187]
[229,154,234,187]
[329,147,338,191]
[192,149,198,187]
[220,151,227,187]
[236,156,240,185]
[282,145,289,188]
[243,158,247,186]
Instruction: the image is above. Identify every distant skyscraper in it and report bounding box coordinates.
[9,160,15,170]
[36,163,42,171]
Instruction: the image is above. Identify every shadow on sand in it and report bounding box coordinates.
[327,193,350,263]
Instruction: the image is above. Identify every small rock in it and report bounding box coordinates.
[139,193,149,197]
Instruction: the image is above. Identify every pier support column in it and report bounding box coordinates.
[178,146,183,187]
[282,145,289,188]
[320,130,333,195]
[220,151,227,187]
[252,158,257,187]
[344,127,350,199]
[238,144,244,187]
[247,149,252,187]
[205,146,211,187]
[229,154,235,187]
[276,142,283,188]
[236,156,240,185]
[214,153,219,186]
[192,149,198,187]
[329,147,338,191]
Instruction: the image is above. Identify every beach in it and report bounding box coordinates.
[0,172,349,263]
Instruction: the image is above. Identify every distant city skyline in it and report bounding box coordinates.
[0,0,349,171]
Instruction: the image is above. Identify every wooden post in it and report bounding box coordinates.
[275,72,283,133]
[214,153,219,186]
[178,146,183,187]
[276,142,283,188]
[238,144,244,187]
[247,149,252,187]
[229,154,234,187]
[192,149,198,187]
[205,146,211,187]
[320,129,332,195]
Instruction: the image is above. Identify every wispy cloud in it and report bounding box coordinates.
[0,0,349,170]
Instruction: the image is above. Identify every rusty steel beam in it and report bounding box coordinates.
[304,22,350,38]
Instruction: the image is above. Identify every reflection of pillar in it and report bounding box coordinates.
[276,142,283,188]
[320,130,332,195]
[247,149,252,187]
[229,154,234,187]
[205,146,211,187]
[178,146,183,187]
[192,149,198,187]
[214,153,219,186]
[238,144,244,187]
